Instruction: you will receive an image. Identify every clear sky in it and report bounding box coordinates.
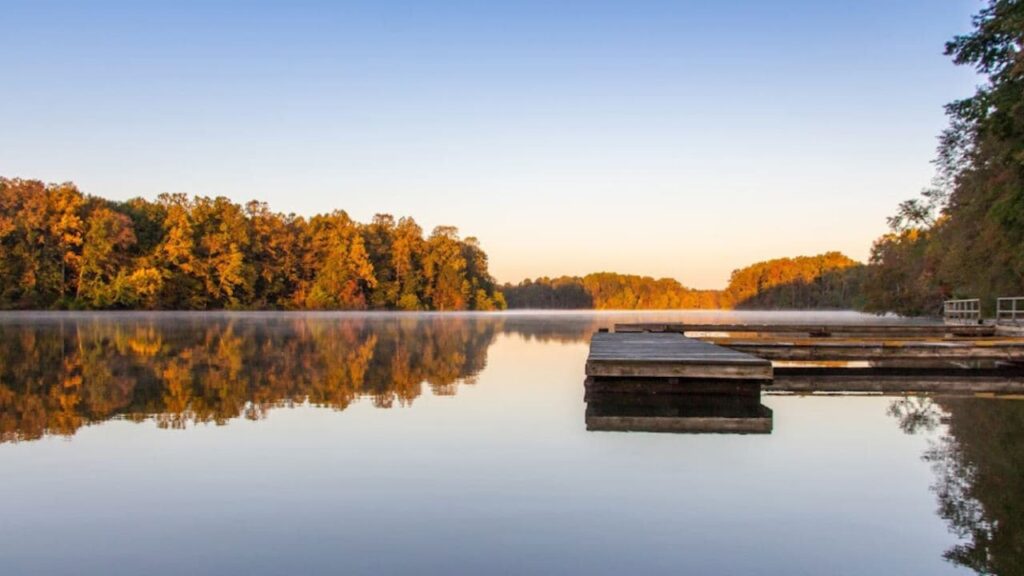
[1,0,981,288]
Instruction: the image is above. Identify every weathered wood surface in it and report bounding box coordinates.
[770,374,1024,394]
[585,376,762,397]
[705,338,1024,361]
[615,323,996,338]
[586,332,773,380]
[997,324,1024,337]
[770,367,1024,394]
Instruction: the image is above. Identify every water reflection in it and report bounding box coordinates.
[0,314,501,442]
[1,311,1018,575]
[585,392,773,434]
[2,310,868,443]
[890,396,1024,575]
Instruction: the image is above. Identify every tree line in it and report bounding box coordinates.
[0,178,505,311]
[726,252,864,310]
[2,175,860,313]
[502,273,723,309]
[860,0,1024,316]
[503,253,863,310]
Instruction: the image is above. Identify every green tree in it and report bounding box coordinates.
[863,0,1024,314]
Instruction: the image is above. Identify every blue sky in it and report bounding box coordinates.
[1,0,981,287]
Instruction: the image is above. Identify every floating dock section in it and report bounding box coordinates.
[584,322,1024,433]
[585,330,774,434]
[586,331,772,380]
[592,322,1024,394]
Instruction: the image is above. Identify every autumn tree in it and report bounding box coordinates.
[302,211,376,309]
[391,217,428,310]
[362,213,402,309]
[0,178,85,308]
[190,196,254,307]
[245,201,304,308]
[423,226,470,310]
[77,207,138,307]
[461,237,504,310]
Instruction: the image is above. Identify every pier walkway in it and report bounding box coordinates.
[586,323,1024,394]
[586,331,772,380]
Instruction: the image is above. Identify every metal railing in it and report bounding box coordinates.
[944,298,981,324]
[997,297,1024,324]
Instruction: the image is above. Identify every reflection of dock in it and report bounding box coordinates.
[585,390,772,434]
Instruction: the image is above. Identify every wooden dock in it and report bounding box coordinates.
[586,323,1024,395]
[583,320,1024,435]
[586,331,773,380]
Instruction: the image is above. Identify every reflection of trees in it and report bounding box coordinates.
[886,396,942,435]
[0,315,500,442]
[0,312,719,443]
[889,396,1024,575]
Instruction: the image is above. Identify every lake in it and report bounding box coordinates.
[0,311,1020,575]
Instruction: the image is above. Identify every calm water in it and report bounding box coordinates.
[1,311,1020,576]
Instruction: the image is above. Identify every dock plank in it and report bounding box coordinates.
[586,332,773,380]
[615,323,997,338]
[706,338,1024,361]
[770,369,1024,394]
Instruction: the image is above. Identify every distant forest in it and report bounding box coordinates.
[0,178,504,311]
[503,252,864,310]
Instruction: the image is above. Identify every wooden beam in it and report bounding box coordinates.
[707,338,1024,361]
[615,323,996,338]
[771,369,1024,394]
